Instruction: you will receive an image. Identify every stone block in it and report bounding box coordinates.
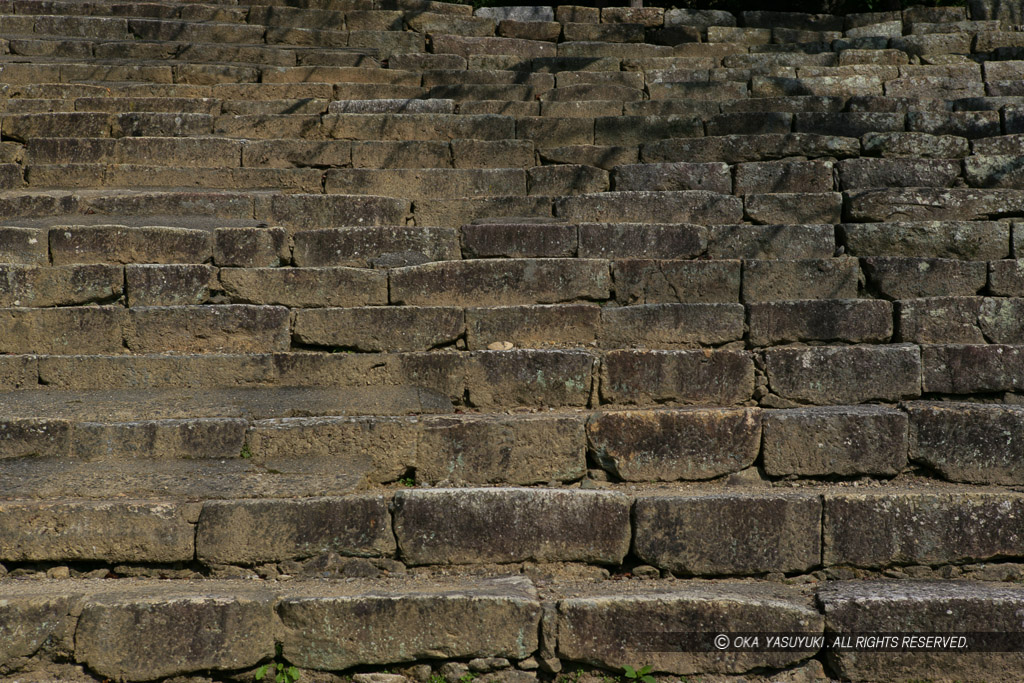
[706,224,834,260]
[555,191,743,224]
[862,257,987,299]
[588,407,760,481]
[0,306,126,354]
[465,304,599,349]
[292,227,458,268]
[49,225,212,265]
[293,307,463,352]
[837,158,961,190]
[613,260,741,304]
[634,493,822,575]
[466,349,595,408]
[734,161,833,194]
[921,344,1024,394]
[214,227,290,268]
[845,188,1024,222]
[908,401,1024,484]
[897,297,985,344]
[125,305,290,354]
[744,193,842,224]
[461,223,577,258]
[0,227,47,265]
[763,406,907,476]
[578,223,706,259]
[765,346,921,404]
[125,264,214,307]
[614,162,731,194]
[839,221,1009,259]
[599,303,744,348]
[220,267,387,308]
[601,349,754,406]
[749,299,892,346]
[0,264,122,307]
[861,131,968,158]
[393,488,630,564]
[742,258,860,302]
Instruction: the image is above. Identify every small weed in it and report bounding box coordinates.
[623,666,655,683]
[457,674,477,683]
[240,443,253,459]
[427,675,446,683]
[398,476,416,487]
[255,643,299,683]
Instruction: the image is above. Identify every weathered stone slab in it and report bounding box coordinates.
[0,588,78,668]
[71,418,247,461]
[613,162,731,194]
[989,260,1024,296]
[49,225,212,265]
[554,191,743,224]
[634,493,822,575]
[861,131,968,158]
[196,496,395,564]
[412,196,553,227]
[825,491,1024,568]
[394,488,630,564]
[0,417,70,459]
[765,346,921,404]
[908,402,1024,485]
[749,299,892,346]
[587,407,760,481]
[706,224,834,260]
[465,304,599,349]
[0,227,47,265]
[0,264,122,307]
[763,406,907,476]
[279,577,540,669]
[77,584,275,681]
[221,267,387,308]
[578,223,706,259]
[921,344,1024,394]
[600,303,744,348]
[0,306,126,354]
[255,193,409,229]
[461,223,577,258]
[862,257,986,298]
[213,227,290,268]
[734,161,833,194]
[294,307,463,352]
[601,350,754,405]
[839,221,1009,259]
[466,349,595,408]
[821,581,1024,683]
[838,158,961,190]
[978,297,1024,344]
[125,264,214,307]
[0,501,197,562]
[292,227,458,268]
[391,259,609,306]
[125,305,290,354]
[741,258,861,302]
[965,155,1024,188]
[845,187,1024,222]
[644,134,859,164]
[557,583,822,675]
[613,259,741,304]
[744,193,842,224]
[896,297,985,344]
[418,413,587,484]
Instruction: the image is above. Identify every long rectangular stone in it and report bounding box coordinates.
[126,264,214,307]
[0,264,122,307]
[921,344,1024,394]
[293,307,463,352]
[390,259,609,306]
[822,581,1024,683]
[0,417,71,459]
[558,583,822,676]
[125,305,290,354]
[0,500,198,562]
[600,303,744,347]
[279,577,541,670]
[326,113,514,141]
[613,260,742,304]
[634,493,822,575]
[49,225,212,265]
[741,258,861,302]
[763,406,907,476]
[254,193,410,229]
[196,496,395,564]
[706,224,835,259]
[37,354,277,389]
[578,223,706,259]
[0,307,125,354]
[896,297,985,344]
[465,304,599,349]
[765,346,921,404]
[466,349,595,408]
[601,349,754,405]
[845,188,1024,222]
[908,401,1024,485]
[863,256,987,298]
[292,226,458,267]
[71,418,247,460]
[555,191,743,224]
[325,168,526,198]
[643,134,860,164]
[839,221,1010,259]
[749,299,892,346]
[587,407,760,481]
[393,488,631,565]
[219,267,387,307]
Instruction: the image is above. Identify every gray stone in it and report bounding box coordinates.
[601,350,754,406]
[293,307,464,352]
[765,346,921,405]
[706,224,835,260]
[748,299,892,346]
[393,488,631,565]
[979,297,1024,343]
[614,259,741,304]
[839,221,1010,259]
[587,407,761,481]
[599,303,745,348]
[896,297,986,344]
[763,406,907,476]
[634,493,822,575]
[921,344,1024,394]
[742,258,861,302]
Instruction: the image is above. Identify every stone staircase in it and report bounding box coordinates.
[1,1,1024,681]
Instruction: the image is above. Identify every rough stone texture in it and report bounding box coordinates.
[748,299,892,346]
[294,307,463,352]
[71,417,248,461]
[0,264,123,307]
[0,588,78,668]
[419,413,586,484]
[76,584,276,681]
[861,131,968,159]
[613,260,741,304]
[0,227,47,265]
[0,417,70,459]
[990,260,1024,296]
[554,191,743,225]
[599,303,745,348]
[465,304,599,349]
[292,227,458,268]
[0,501,198,562]
[845,187,1024,222]
[601,350,754,406]
[978,297,1024,344]
[557,583,822,675]
[461,223,577,258]
[196,496,395,564]
[49,225,212,265]
[744,193,843,225]
[839,221,1010,259]
[821,581,1024,682]
[825,491,1024,568]
[0,306,126,354]
[765,346,921,405]
[921,344,1024,394]
[614,162,731,194]
[466,349,595,408]
[633,493,822,575]
[587,408,760,481]
[862,257,987,299]
[763,406,907,477]
[125,264,214,307]
[706,224,834,260]
[578,223,706,259]
[645,134,860,165]
[897,296,986,344]
[221,267,387,308]
[908,402,1024,485]
[280,577,540,670]
[255,193,409,229]
[734,161,833,194]
[741,258,861,302]
[393,488,631,565]
[125,305,290,354]
[838,158,962,190]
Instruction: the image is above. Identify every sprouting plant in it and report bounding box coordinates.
[255,643,300,683]
[240,443,253,459]
[398,476,415,487]
[623,665,655,683]
[457,673,477,683]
